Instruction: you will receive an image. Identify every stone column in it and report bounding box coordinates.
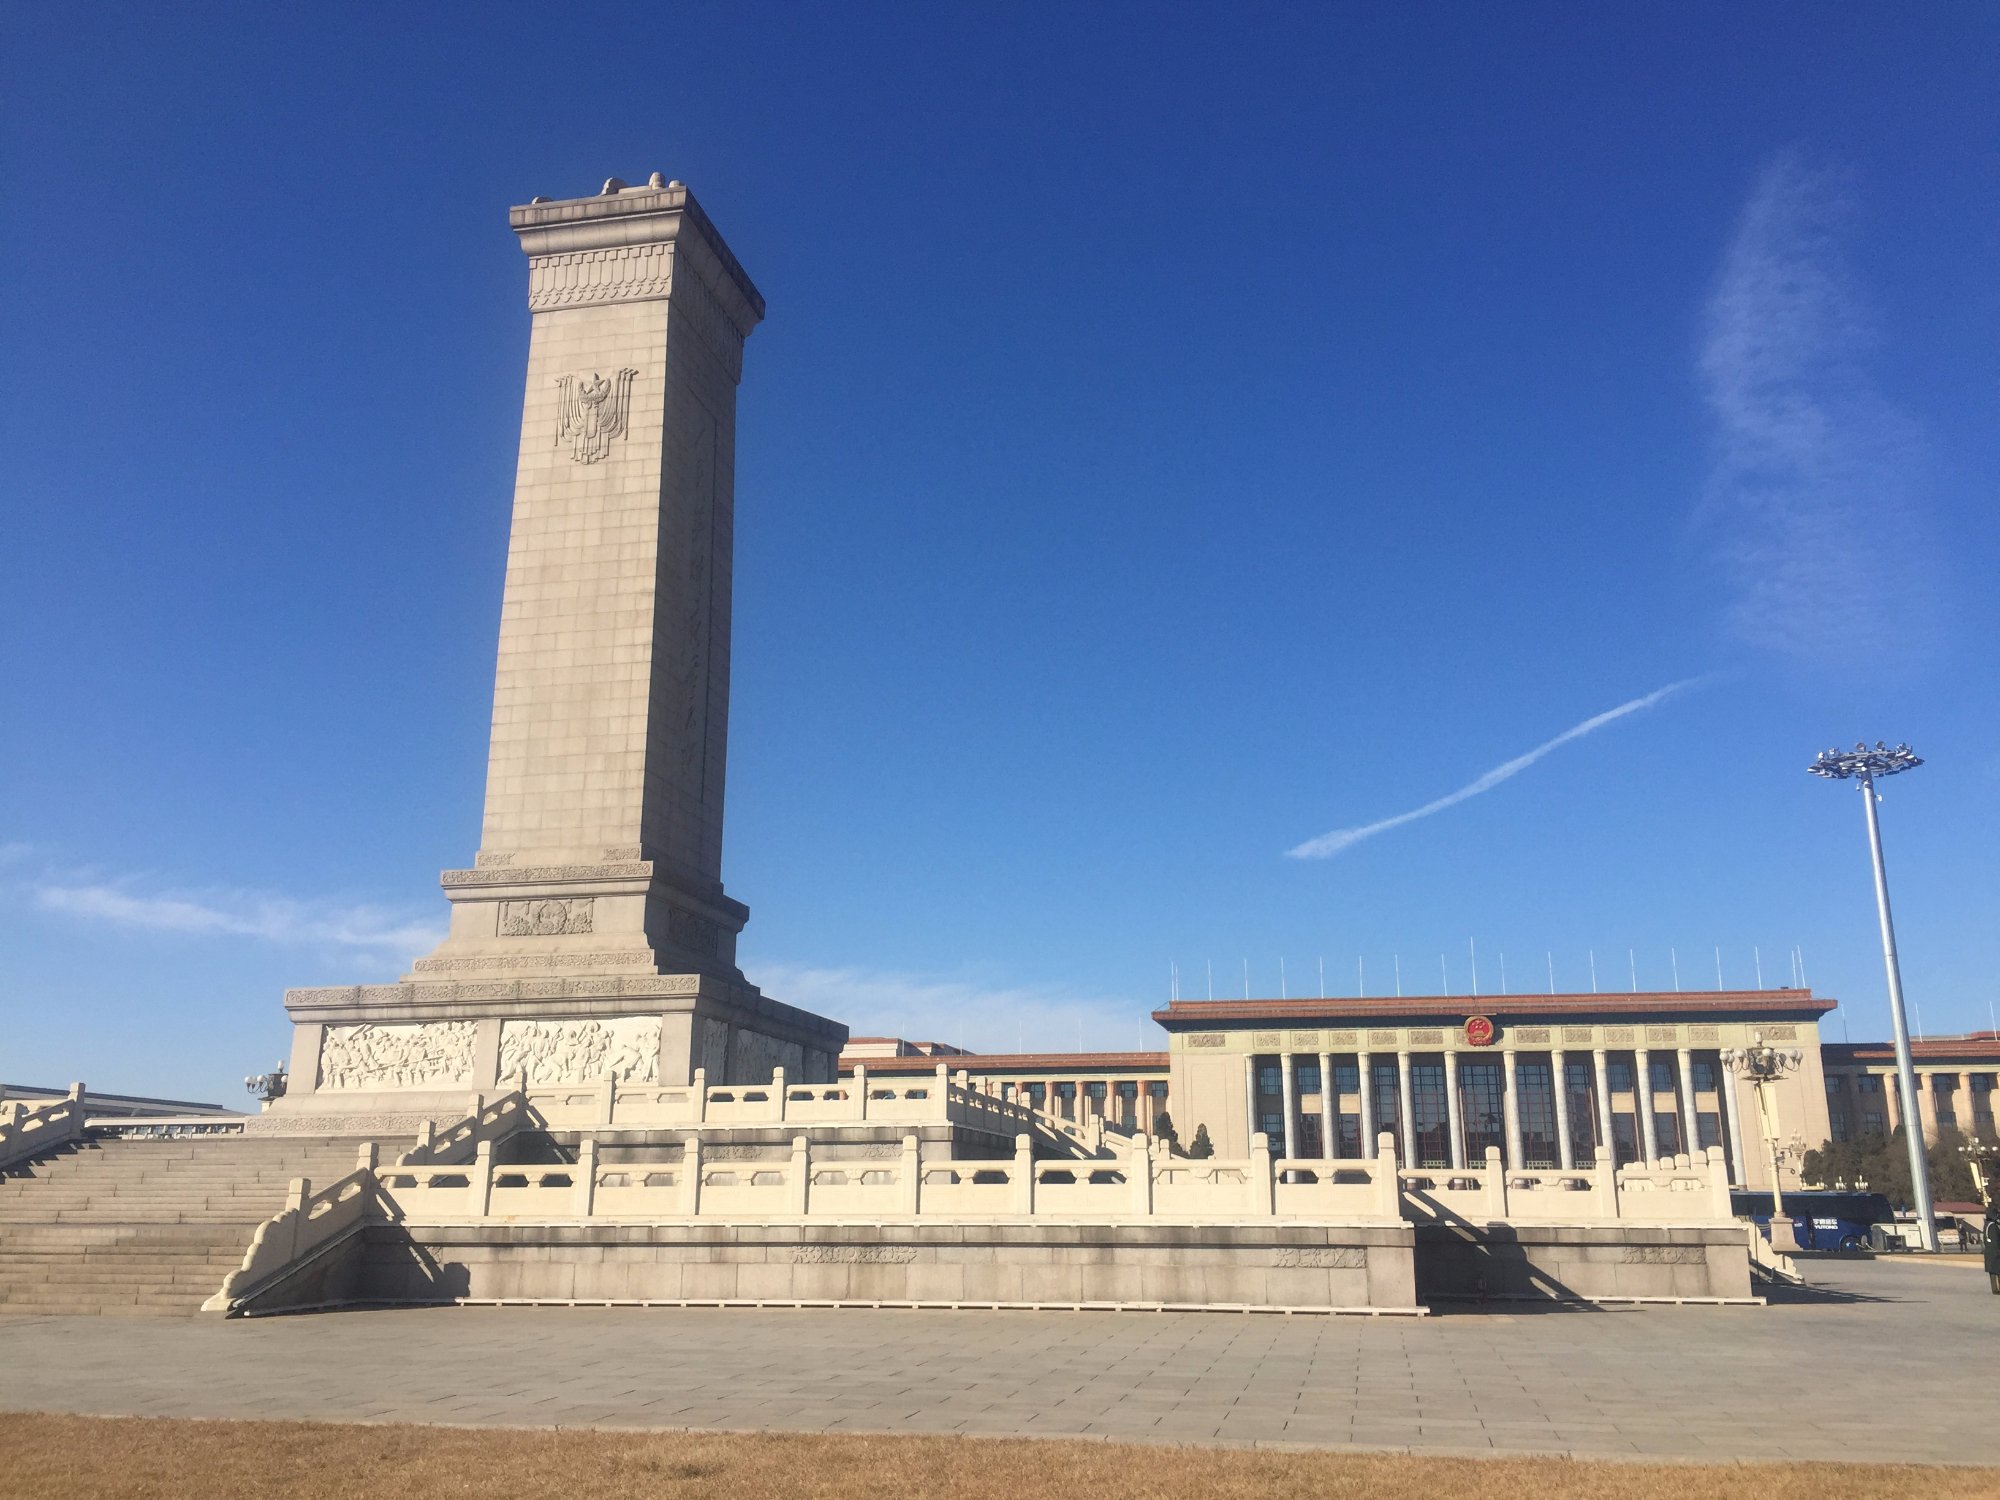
[1676,1047,1700,1156]
[1635,1048,1659,1163]
[1721,1058,1747,1185]
[1501,1048,1523,1168]
[1551,1050,1574,1170]
[1592,1048,1614,1168]
[1884,1073,1901,1134]
[1396,1051,1416,1166]
[1243,1054,1257,1154]
[1357,1051,1374,1162]
[1444,1052,1466,1171]
[1279,1053,1298,1162]
[1318,1051,1335,1160]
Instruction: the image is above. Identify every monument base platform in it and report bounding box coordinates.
[1413,1222,1756,1303]
[233,1220,1423,1316]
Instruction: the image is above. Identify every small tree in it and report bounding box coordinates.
[1188,1123,1214,1159]
[1151,1109,1180,1153]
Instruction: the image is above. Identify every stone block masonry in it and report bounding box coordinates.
[272,176,845,1120]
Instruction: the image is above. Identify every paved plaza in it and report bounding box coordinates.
[0,1257,1994,1465]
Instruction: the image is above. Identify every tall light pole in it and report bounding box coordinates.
[1810,741,1936,1251]
[1722,1032,1806,1252]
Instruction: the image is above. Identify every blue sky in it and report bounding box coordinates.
[3,4,1995,1104]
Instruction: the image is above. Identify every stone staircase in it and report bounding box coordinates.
[0,1134,391,1317]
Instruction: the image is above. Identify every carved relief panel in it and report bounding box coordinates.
[318,1021,477,1091]
[498,1016,661,1085]
[500,898,594,936]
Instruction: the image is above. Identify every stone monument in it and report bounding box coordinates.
[274,175,847,1120]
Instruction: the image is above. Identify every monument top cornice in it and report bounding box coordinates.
[510,174,765,326]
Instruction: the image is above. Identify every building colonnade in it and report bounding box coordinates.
[1243,1045,1747,1180]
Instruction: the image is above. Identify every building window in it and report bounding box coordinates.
[1332,1060,1360,1095]
[1697,1110,1722,1151]
[1147,1081,1168,1102]
[1256,1062,1282,1096]
[1516,1060,1558,1168]
[1460,1061,1505,1162]
[1612,1112,1639,1166]
[1372,1062,1400,1143]
[1295,1061,1322,1095]
[1830,1109,1848,1142]
[1296,1114,1324,1158]
[1649,1057,1676,1096]
[1410,1061,1450,1169]
[1565,1060,1599,1166]
[1859,1075,1883,1094]
[1608,1060,1634,1094]
[1692,1057,1717,1092]
[1655,1109,1682,1157]
[1826,1077,1843,1095]
[1085,1081,1107,1103]
[1257,1111,1284,1145]
[1862,1110,1884,1136]
[1026,1083,1046,1109]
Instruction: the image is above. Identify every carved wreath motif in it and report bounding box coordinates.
[500,898,594,937]
[554,368,638,463]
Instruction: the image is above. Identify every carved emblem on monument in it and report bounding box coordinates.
[554,368,639,463]
[499,897,594,936]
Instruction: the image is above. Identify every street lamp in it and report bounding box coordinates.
[1722,1032,1806,1253]
[244,1062,288,1105]
[1809,741,1936,1251]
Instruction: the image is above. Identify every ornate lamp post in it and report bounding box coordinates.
[1809,741,1937,1251]
[1722,1032,1806,1252]
[244,1062,288,1106]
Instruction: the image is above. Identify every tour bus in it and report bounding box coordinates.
[1731,1189,1897,1251]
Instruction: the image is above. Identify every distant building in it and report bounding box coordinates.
[838,989,2000,1193]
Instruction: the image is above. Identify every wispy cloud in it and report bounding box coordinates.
[1699,150,1939,660]
[33,882,443,955]
[750,961,1150,1055]
[1286,679,1702,860]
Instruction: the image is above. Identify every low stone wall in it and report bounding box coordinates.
[352,1222,1422,1313]
[1414,1223,1755,1303]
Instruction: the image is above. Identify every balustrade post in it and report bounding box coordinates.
[1704,1145,1731,1218]
[284,1178,310,1262]
[1250,1132,1276,1216]
[575,1138,597,1217]
[692,1068,708,1123]
[855,1065,869,1121]
[355,1142,378,1173]
[773,1066,787,1123]
[603,1072,618,1125]
[1013,1133,1034,1216]
[681,1134,702,1216]
[1368,1136,1400,1224]
[1130,1138,1153,1218]
[472,1141,494,1219]
[1600,1156,1622,1220]
[416,1119,436,1158]
[1484,1145,1507,1221]
[900,1134,921,1216]
[789,1135,809,1216]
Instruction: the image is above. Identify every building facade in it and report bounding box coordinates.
[1821,1032,2000,1143]
[847,988,1872,1192]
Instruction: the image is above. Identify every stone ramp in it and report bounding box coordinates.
[0,1135,393,1316]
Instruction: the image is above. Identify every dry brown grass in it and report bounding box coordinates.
[0,1413,1989,1500]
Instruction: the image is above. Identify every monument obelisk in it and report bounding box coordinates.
[276,176,846,1117]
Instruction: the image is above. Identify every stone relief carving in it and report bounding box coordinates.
[666,906,719,958]
[318,1021,477,1091]
[1185,1034,1226,1049]
[1272,1246,1366,1269]
[527,243,674,313]
[442,862,651,886]
[500,897,594,936]
[498,1016,661,1085]
[794,1246,918,1264]
[412,950,656,973]
[555,368,639,463]
[1620,1245,1706,1265]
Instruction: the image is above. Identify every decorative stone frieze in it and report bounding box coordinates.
[498,1016,661,1085]
[318,1021,477,1091]
[499,898,595,936]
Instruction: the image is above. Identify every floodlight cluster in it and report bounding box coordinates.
[1808,741,1922,781]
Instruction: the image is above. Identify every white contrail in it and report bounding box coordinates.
[1285,679,1702,860]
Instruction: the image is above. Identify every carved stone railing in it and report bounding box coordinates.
[202,1144,386,1315]
[373,1127,1409,1228]
[395,1086,532,1166]
[524,1064,1070,1145]
[1401,1145,1737,1226]
[0,1084,86,1169]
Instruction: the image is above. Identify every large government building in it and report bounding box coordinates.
[842,992,2000,1193]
